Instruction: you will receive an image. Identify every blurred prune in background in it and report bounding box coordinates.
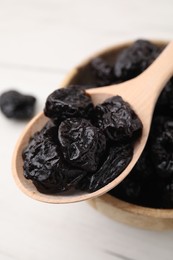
[0,90,36,120]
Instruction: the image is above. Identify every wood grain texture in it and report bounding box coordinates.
[0,0,173,259]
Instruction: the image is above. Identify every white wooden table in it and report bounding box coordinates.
[0,1,173,259]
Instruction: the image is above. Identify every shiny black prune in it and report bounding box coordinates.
[161,180,173,208]
[0,90,36,119]
[150,119,173,178]
[150,115,168,137]
[114,40,161,81]
[122,179,141,200]
[109,168,158,208]
[58,118,106,172]
[130,146,155,181]
[77,145,133,192]
[109,144,159,207]
[155,77,173,116]
[109,173,156,207]
[44,87,94,125]
[24,39,172,204]
[90,57,115,86]
[23,122,86,194]
[94,95,143,142]
[110,117,173,208]
[109,177,142,205]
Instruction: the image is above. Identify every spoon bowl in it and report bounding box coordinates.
[12,110,143,204]
[12,41,173,203]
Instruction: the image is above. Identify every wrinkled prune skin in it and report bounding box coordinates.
[23,122,86,194]
[110,117,173,208]
[94,95,143,142]
[77,145,133,192]
[44,87,94,125]
[83,39,172,208]
[90,57,115,86]
[0,90,36,119]
[150,119,173,178]
[114,40,161,81]
[24,39,172,204]
[58,118,106,172]
[109,144,159,207]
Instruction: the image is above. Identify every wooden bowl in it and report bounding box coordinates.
[60,40,173,231]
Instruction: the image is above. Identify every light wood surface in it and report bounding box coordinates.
[1,1,173,260]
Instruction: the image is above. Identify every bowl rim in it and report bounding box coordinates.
[60,38,173,218]
[61,39,169,87]
[100,193,173,219]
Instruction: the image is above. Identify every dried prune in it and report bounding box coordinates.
[58,118,106,172]
[114,40,161,81]
[130,146,155,181]
[150,115,168,137]
[94,95,143,142]
[122,179,141,200]
[109,177,142,204]
[161,180,173,208]
[155,77,173,116]
[150,119,173,178]
[80,39,173,208]
[23,122,86,194]
[109,168,160,208]
[44,87,94,125]
[23,39,170,203]
[90,57,115,86]
[110,117,173,208]
[109,117,173,208]
[77,145,133,192]
[0,90,36,119]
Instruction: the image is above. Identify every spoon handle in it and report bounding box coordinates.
[137,41,173,100]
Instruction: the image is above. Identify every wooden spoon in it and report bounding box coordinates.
[12,41,173,204]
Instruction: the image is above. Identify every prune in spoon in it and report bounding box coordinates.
[44,87,94,125]
[58,118,106,172]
